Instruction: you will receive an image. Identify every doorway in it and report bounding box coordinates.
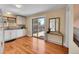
[32,17,45,39]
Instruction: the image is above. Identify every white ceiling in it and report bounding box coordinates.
[0,4,66,16]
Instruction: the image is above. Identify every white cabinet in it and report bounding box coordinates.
[4,29,26,41]
[4,30,11,41]
[11,30,17,39]
[17,29,23,38]
[17,29,26,38]
[22,29,26,36]
[4,30,16,41]
[47,34,63,45]
[16,16,26,25]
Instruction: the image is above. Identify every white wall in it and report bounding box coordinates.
[26,17,32,36]
[69,5,79,54]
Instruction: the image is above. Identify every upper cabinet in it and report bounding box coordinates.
[2,16,16,27]
[0,15,26,28]
[16,16,26,25]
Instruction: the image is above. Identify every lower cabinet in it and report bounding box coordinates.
[4,30,11,41]
[47,34,63,45]
[17,29,24,38]
[17,29,26,38]
[4,29,26,41]
[22,29,26,36]
[11,30,17,39]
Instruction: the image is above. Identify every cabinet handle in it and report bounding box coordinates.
[0,41,4,46]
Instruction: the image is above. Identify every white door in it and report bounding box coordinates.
[0,9,4,54]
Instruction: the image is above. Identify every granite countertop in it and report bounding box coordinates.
[4,27,25,30]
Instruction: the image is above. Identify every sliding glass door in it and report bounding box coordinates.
[32,18,38,38]
[32,17,45,39]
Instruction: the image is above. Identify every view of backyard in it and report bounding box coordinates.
[32,18,45,39]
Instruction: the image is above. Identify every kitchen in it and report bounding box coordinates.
[0,13,27,53]
[0,4,68,54]
[3,15,27,41]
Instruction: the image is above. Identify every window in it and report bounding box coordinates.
[50,18,56,31]
[49,17,60,32]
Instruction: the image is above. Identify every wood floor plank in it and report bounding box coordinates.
[4,36,68,54]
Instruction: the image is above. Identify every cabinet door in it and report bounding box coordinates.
[23,29,26,36]
[17,29,23,38]
[4,30,11,41]
[16,16,25,25]
[11,30,17,39]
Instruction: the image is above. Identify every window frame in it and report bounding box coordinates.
[49,17,60,32]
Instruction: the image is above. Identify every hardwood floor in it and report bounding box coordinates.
[4,36,68,54]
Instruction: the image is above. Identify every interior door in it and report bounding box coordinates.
[0,10,4,54]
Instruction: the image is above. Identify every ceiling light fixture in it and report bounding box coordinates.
[7,12,11,14]
[15,4,22,8]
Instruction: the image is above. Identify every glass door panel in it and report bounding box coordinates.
[38,18,45,39]
[32,17,45,40]
[32,19,38,38]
